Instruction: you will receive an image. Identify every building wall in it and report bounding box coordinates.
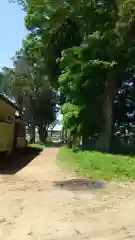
[0,99,16,152]
[15,118,26,148]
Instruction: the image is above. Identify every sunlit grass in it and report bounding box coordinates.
[28,141,46,150]
[57,147,135,181]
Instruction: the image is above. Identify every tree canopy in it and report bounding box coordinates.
[5,0,135,151]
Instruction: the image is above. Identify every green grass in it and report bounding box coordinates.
[28,140,61,149]
[57,147,135,181]
[28,141,46,150]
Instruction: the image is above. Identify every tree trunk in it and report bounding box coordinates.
[67,132,73,148]
[82,134,89,150]
[38,125,43,142]
[51,128,53,139]
[17,97,23,112]
[96,72,116,152]
[44,127,48,142]
[61,128,64,141]
[72,133,79,152]
[38,125,47,143]
[29,124,35,144]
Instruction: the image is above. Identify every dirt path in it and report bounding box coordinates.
[0,148,135,239]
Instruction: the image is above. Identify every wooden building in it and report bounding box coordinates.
[0,94,27,155]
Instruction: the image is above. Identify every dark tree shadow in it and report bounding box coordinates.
[53,178,105,192]
[45,141,64,148]
[80,138,135,157]
[0,147,42,175]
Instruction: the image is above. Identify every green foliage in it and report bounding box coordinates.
[61,103,80,132]
[58,32,117,135]
[0,50,57,128]
[11,0,135,151]
[114,79,135,140]
[58,147,135,181]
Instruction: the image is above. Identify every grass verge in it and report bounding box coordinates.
[28,142,46,150]
[57,146,135,181]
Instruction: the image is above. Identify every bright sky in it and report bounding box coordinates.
[0,0,27,69]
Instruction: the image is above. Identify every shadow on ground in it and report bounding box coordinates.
[0,147,42,175]
[53,178,105,192]
[46,141,64,148]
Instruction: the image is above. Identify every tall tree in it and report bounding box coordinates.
[12,0,135,151]
[1,50,57,143]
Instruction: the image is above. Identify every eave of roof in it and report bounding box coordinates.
[0,94,20,111]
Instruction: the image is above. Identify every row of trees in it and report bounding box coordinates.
[0,50,58,143]
[6,0,135,152]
